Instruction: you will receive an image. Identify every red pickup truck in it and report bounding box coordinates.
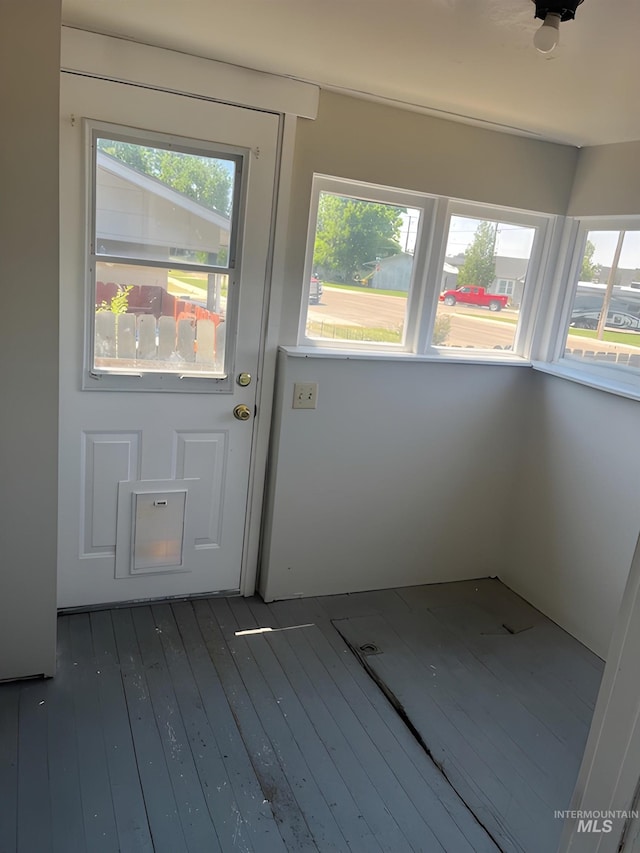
[439,285,509,312]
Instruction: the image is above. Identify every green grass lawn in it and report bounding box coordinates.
[169,271,228,298]
[567,327,640,346]
[456,311,518,325]
[170,272,208,290]
[323,282,408,299]
[306,320,402,343]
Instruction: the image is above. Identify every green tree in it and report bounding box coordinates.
[313,194,403,282]
[97,140,233,216]
[457,221,497,289]
[580,239,601,282]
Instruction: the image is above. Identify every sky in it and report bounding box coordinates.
[446,216,534,259]
[399,209,421,253]
[399,212,640,271]
[400,212,535,259]
[587,230,640,269]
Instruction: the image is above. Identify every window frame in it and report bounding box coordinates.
[422,200,554,360]
[83,119,247,393]
[298,175,436,353]
[548,215,640,391]
[301,181,555,361]
[297,177,640,403]
[496,280,515,296]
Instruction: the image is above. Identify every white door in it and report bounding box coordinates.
[58,73,279,609]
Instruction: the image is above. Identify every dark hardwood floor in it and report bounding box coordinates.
[0,580,603,852]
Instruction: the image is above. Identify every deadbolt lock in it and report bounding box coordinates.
[233,404,252,421]
[237,372,252,387]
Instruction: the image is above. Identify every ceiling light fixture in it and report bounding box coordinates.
[531,1,584,54]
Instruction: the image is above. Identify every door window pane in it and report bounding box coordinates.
[435,216,535,351]
[304,191,420,346]
[564,230,640,371]
[91,132,239,378]
[94,263,227,373]
[95,139,236,266]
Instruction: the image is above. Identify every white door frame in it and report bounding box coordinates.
[240,112,298,595]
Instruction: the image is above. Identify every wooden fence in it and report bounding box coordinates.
[564,347,640,366]
[95,311,224,368]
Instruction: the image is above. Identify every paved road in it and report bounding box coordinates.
[309,286,639,354]
[309,287,518,348]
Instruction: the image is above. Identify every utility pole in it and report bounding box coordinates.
[596,230,626,340]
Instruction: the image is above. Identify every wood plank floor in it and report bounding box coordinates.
[333,581,604,853]
[0,580,602,853]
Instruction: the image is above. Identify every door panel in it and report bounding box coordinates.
[59,74,279,608]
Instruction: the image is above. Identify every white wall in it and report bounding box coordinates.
[568,141,640,217]
[501,143,640,660]
[503,372,640,658]
[260,90,577,602]
[260,352,531,600]
[295,92,578,214]
[0,0,60,679]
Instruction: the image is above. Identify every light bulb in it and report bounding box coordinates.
[533,12,561,53]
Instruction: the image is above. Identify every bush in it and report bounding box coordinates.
[433,315,451,345]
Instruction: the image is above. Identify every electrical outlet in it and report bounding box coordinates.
[292,382,318,409]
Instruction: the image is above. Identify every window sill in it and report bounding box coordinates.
[532,360,640,403]
[281,345,530,367]
[282,347,640,403]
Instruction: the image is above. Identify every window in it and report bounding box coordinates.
[299,177,432,351]
[561,224,640,374]
[299,179,640,399]
[434,211,540,353]
[300,180,551,360]
[496,279,515,296]
[88,124,243,388]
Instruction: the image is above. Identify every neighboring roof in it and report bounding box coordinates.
[361,252,413,269]
[365,257,458,275]
[97,150,231,231]
[446,254,529,281]
[377,252,413,266]
[494,257,529,281]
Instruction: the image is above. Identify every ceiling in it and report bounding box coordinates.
[62,0,640,148]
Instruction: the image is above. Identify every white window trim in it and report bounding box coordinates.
[83,119,248,393]
[424,199,553,360]
[536,215,640,400]
[300,178,555,362]
[297,178,640,403]
[298,175,436,353]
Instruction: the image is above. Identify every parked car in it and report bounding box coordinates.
[439,285,508,312]
[309,276,323,304]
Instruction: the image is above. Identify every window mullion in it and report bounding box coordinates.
[530,217,580,363]
[416,199,449,353]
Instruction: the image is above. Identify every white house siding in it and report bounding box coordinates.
[369,253,414,291]
[97,167,227,256]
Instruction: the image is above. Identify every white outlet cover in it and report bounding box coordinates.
[293,382,318,409]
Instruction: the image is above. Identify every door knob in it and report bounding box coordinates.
[233,404,252,421]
